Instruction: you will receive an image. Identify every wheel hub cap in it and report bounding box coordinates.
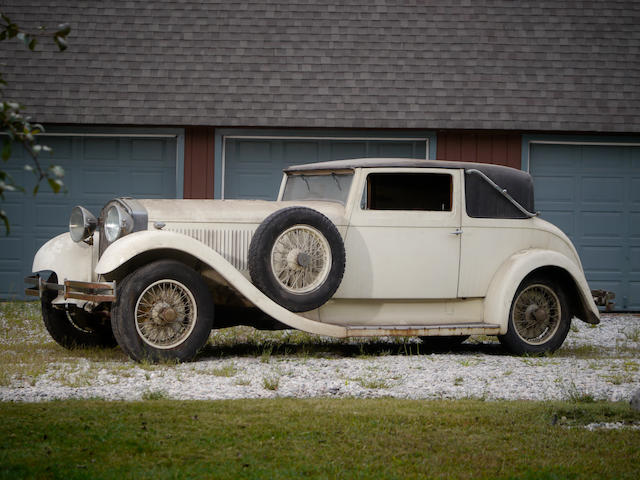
[525,304,548,324]
[134,279,198,349]
[271,224,332,294]
[297,251,311,268]
[160,307,177,323]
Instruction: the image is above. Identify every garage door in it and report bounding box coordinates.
[530,143,640,311]
[0,135,178,299]
[223,137,428,199]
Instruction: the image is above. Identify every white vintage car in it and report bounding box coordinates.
[26,158,600,362]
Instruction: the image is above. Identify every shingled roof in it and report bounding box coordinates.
[0,1,638,132]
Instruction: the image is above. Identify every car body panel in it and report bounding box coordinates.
[484,248,600,333]
[338,168,462,299]
[458,217,584,298]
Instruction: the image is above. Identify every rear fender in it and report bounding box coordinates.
[484,249,600,333]
[95,230,347,337]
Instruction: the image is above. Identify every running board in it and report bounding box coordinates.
[344,323,501,337]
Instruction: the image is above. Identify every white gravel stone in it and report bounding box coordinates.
[1,314,639,402]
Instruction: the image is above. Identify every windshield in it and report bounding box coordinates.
[282,172,353,204]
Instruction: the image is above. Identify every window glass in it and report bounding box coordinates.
[282,172,353,204]
[364,173,452,211]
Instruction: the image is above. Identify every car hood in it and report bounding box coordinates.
[133,199,348,226]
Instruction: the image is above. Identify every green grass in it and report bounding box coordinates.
[0,399,638,479]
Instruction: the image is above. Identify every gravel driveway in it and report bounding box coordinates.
[1,312,639,402]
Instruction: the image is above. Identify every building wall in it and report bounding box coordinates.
[436,132,521,169]
[184,129,525,198]
[184,126,216,198]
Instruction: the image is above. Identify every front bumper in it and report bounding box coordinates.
[25,275,116,303]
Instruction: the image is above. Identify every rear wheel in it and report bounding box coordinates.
[41,274,117,349]
[112,260,214,363]
[499,276,570,355]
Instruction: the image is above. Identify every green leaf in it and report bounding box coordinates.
[6,25,18,39]
[32,183,39,195]
[1,141,11,161]
[0,210,9,236]
[27,36,37,51]
[56,23,71,36]
[54,36,67,51]
[0,181,16,192]
[47,178,62,193]
[16,31,32,49]
[24,164,33,172]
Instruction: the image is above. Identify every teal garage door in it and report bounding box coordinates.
[0,135,178,299]
[530,143,640,311]
[223,137,428,200]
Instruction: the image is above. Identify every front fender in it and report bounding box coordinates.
[484,248,600,334]
[95,230,347,337]
[32,232,95,283]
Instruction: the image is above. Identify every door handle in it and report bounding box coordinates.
[451,228,463,235]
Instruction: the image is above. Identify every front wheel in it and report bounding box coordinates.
[499,276,570,355]
[41,274,117,349]
[112,260,214,363]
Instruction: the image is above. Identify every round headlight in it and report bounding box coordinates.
[69,206,97,243]
[104,205,124,243]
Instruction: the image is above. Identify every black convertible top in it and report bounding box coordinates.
[285,158,535,219]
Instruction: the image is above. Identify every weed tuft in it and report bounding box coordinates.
[624,327,640,342]
[262,375,280,391]
[209,364,239,377]
[141,389,168,400]
[260,346,273,364]
[564,381,596,403]
[355,377,389,389]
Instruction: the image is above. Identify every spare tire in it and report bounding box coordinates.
[248,207,345,312]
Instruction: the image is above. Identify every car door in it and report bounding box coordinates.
[337,168,462,299]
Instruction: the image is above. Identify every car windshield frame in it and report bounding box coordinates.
[281,169,354,205]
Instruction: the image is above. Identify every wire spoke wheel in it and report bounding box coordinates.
[270,224,332,294]
[134,279,197,349]
[249,207,345,312]
[40,274,117,349]
[512,283,561,345]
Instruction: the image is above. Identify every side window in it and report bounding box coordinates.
[364,173,453,211]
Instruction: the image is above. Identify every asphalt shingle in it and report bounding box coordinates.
[0,0,638,132]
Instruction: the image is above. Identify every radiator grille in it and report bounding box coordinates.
[169,227,254,270]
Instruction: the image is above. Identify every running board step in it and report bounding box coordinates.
[344,323,500,337]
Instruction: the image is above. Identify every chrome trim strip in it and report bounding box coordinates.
[466,169,539,218]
